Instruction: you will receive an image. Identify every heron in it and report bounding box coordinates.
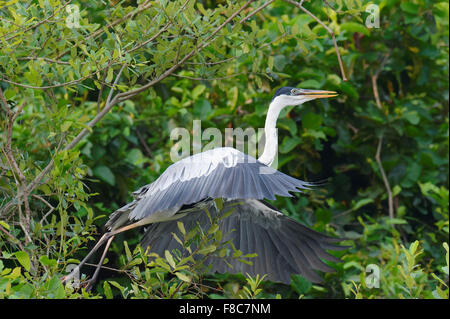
[63,86,347,289]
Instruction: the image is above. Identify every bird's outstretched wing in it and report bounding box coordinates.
[116,147,314,222]
[140,199,346,284]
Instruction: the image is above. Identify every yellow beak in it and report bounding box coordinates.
[300,89,338,99]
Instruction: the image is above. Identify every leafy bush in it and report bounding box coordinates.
[0,0,448,299]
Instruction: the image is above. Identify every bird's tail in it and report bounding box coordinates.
[105,201,137,231]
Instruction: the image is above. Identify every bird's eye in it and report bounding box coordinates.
[290,89,296,95]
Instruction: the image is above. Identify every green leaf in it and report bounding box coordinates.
[0,221,10,231]
[193,99,212,120]
[340,82,359,99]
[47,276,65,298]
[353,198,374,211]
[192,85,206,99]
[291,274,312,294]
[403,111,420,125]
[340,22,370,36]
[165,250,176,269]
[61,121,72,132]
[93,165,115,186]
[298,79,321,89]
[123,240,132,261]
[39,255,57,267]
[177,221,186,236]
[302,112,322,130]
[385,218,408,225]
[175,272,191,283]
[103,281,113,299]
[14,251,30,272]
[268,56,274,70]
[4,88,15,99]
[400,2,420,14]
[106,67,114,83]
[273,55,288,71]
[125,148,145,167]
[280,136,301,153]
[198,245,216,255]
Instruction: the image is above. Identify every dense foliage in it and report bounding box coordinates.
[0,0,448,299]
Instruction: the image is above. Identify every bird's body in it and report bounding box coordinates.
[104,146,345,284]
[63,86,346,287]
[106,147,311,228]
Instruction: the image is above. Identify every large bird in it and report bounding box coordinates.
[63,87,347,288]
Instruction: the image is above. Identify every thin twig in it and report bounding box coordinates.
[0,1,186,91]
[0,61,121,90]
[184,56,237,66]
[106,64,126,106]
[135,129,152,158]
[375,135,394,220]
[16,57,70,65]
[116,0,254,101]
[0,87,12,114]
[1,99,32,242]
[371,51,391,110]
[0,224,25,251]
[370,52,393,220]
[283,0,347,81]
[96,68,109,114]
[54,0,153,60]
[33,194,55,225]
[173,72,249,81]
[240,0,275,24]
[371,74,382,109]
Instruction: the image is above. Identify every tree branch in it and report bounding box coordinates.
[240,0,275,24]
[3,0,74,41]
[116,0,254,101]
[283,0,347,81]
[0,224,25,251]
[375,135,394,220]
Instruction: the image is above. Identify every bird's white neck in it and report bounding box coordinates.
[258,99,286,166]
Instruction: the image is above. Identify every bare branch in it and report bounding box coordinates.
[0,224,25,251]
[0,87,12,115]
[33,194,55,225]
[106,64,126,106]
[240,0,275,24]
[17,57,70,65]
[375,135,394,220]
[371,74,382,109]
[173,72,249,81]
[185,56,237,66]
[0,61,121,90]
[2,99,32,242]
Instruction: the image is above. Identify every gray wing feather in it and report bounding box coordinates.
[139,199,347,284]
[125,148,311,221]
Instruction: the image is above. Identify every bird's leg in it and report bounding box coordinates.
[62,221,142,287]
[62,233,109,285]
[85,235,115,291]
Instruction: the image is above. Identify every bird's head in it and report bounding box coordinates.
[272,86,338,107]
